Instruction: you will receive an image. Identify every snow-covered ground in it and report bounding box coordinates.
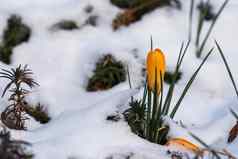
[0,0,238,158]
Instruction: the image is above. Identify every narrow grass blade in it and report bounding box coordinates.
[215,40,238,99]
[162,43,184,114]
[154,71,164,140]
[230,108,238,120]
[126,65,133,102]
[151,68,158,140]
[141,79,148,136]
[177,42,184,66]
[188,0,194,42]
[178,40,190,67]
[146,89,152,139]
[142,79,147,108]
[126,65,132,89]
[1,81,14,97]
[170,48,214,118]
[163,41,190,115]
[197,0,229,58]
[195,0,206,51]
[158,71,163,121]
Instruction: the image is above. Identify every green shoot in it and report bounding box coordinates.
[188,0,194,42]
[215,40,238,99]
[196,0,229,58]
[170,48,214,118]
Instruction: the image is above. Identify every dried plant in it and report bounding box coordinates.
[0,65,38,130]
[112,0,181,30]
[25,103,51,124]
[0,126,33,159]
[190,132,237,159]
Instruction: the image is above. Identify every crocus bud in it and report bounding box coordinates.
[146,48,166,95]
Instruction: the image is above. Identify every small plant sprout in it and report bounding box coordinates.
[195,0,229,58]
[0,65,39,130]
[124,39,213,145]
[188,0,229,58]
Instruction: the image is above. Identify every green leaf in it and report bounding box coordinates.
[188,0,194,42]
[230,108,238,120]
[170,48,214,118]
[163,41,190,115]
[215,40,238,99]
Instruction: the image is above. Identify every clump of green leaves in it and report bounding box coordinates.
[51,20,79,31]
[0,65,39,130]
[25,103,51,124]
[124,99,146,137]
[112,0,181,30]
[0,127,33,159]
[124,41,213,145]
[164,71,182,84]
[0,14,31,64]
[87,54,126,91]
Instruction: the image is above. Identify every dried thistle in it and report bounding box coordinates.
[0,64,38,130]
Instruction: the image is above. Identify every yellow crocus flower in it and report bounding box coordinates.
[146,48,166,95]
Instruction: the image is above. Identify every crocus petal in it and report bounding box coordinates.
[166,138,200,153]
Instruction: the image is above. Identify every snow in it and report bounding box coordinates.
[0,0,237,158]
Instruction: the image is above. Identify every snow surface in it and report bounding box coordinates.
[0,0,238,158]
